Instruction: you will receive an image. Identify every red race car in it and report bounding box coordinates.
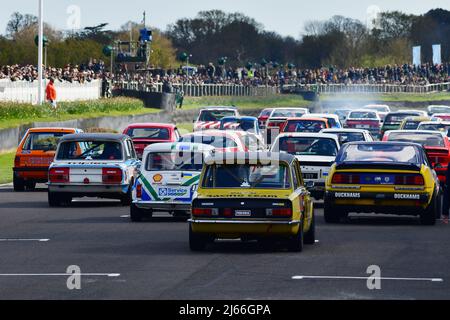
[345,109,381,138]
[123,123,181,159]
[383,130,450,184]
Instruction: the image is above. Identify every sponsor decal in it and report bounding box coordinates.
[394,194,420,200]
[235,210,252,217]
[158,187,190,198]
[153,174,163,183]
[335,192,361,198]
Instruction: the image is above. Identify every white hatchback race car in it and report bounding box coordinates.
[271,133,340,199]
[130,142,215,221]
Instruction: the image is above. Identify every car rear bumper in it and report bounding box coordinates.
[134,201,191,211]
[189,219,301,235]
[48,184,127,194]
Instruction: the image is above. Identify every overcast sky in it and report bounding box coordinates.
[1,0,450,38]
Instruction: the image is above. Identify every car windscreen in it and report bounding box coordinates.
[198,110,236,121]
[348,112,377,119]
[338,144,419,164]
[331,132,365,144]
[260,109,272,117]
[202,163,291,189]
[284,120,327,133]
[23,132,67,151]
[127,127,170,140]
[387,132,445,147]
[324,117,338,127]
[145,152,204,171]
[179,135,238,149]
[418,123,450,133]
[57,140,123,160]
[277,137,338,157]
[385,113,419,123]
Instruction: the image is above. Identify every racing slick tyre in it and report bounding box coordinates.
[323,201,340,223]
[288,220,304,252]
[304,212,316,245]
[189,223,209,251]
[420,193,438,226]
[130,204,150,222]
[48,192,62,207]
[13,175,25,192]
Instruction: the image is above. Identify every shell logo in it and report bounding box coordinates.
[153,174,163,183]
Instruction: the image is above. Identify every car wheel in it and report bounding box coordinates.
[288,220,304,252]
[189,223,208,251]
[25,181,36,191]
[420,193,438,226]
[130,204,150,222]
[48,192,61,207]
[304,211,316,245]
[324,200,340,223]
[60,194,72,206]
[13,175,25,192]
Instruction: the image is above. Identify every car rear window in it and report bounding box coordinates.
[57,141,123,160]
[146,152,204,171]
[418,123,450,133]
[348,111,377,119]
[23,132,67,151]
[338,144,419,164]
[179,135,238,149]
[127,127,170,140]
[387,132,445,147]
[276,137,338,157]
[385,113,419,123]
[202,164,291,189]
[284,120,327,133]
[330,132,365,144]
[403,121,420,130]
[198,110,236,121]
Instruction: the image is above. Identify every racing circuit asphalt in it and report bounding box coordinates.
[0,184,449,300]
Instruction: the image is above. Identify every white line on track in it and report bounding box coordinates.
[0,239,49,242]
[292,275,443,282]
[0,273,120,277]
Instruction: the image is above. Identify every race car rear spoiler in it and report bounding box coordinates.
[335,162,421,171]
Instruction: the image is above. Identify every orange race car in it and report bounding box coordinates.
[13,127,82,191]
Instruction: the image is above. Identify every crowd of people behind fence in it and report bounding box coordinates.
[1,60,450,87]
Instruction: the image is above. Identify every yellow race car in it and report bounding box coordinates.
[324,142,441,225]
[189,152,315,251]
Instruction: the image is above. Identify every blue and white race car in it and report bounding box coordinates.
[130,142,215,221]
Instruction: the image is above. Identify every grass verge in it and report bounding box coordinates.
[0,152,14,184]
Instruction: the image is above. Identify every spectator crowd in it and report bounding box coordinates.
[2,60,450,88]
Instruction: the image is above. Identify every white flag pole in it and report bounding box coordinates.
[38,0,44,105]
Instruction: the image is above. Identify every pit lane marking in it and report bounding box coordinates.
[292,275,443,282]
[0,239,49,242]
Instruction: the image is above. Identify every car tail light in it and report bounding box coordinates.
[14,156,20,167]
[192,208,218,216]
[102,168,122,184]
[395,175,424,185]
[331,173,360,184]
[49,167,70,183]
[136,184,142,199]
[266,208,292,217]
[223,208,233,217]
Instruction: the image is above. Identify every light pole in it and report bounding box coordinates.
[37,0,44,105]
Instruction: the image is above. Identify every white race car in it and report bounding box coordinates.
[48,133,140,206]
[130,142,215,221]
[271,133,340,199]
[321,129,374,145]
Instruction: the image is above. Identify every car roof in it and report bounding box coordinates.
[306,113,339,119]
[348,109,379,113]
[200,106,237,111]
[402,116,431,121]
[220,116,257,121]
[286,117,327,121]
[275,132,340,143]
[204,151,295,165]
[27,127,80,133]
[391,110,426,114]
[144,142,215,153]
[419,121,450,125]
[344,141,423,148]
[125,123,176,129]
[59,133,128,142]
